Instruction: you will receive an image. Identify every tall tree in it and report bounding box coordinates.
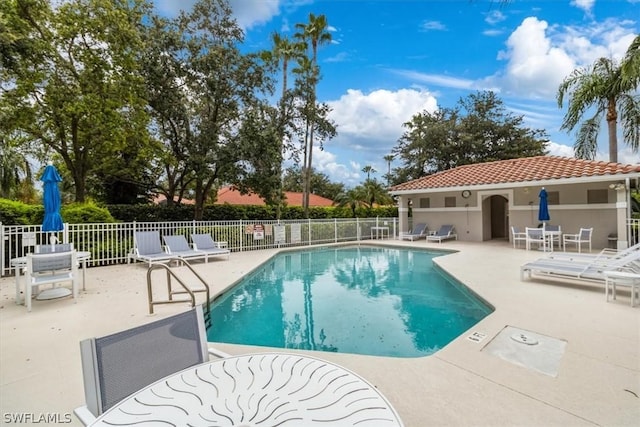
[175,0,272,219]
[262,32,304,218]
[557,55,640,162]
[361,165,376,181]
[0,0,151,202]
[383,154,394,186]
[282,166,344,201]
[392,91,547,181]
[294,13,332,216]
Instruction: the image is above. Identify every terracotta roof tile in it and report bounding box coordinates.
[390,156,640,192]
[216,186,334,207]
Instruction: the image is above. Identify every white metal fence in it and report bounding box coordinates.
[1,218,399,277]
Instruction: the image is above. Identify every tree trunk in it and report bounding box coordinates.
[606,99,618,163]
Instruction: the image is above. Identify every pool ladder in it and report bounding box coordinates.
[146,259,212,324]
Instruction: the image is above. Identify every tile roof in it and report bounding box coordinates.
[216,186,334,207]
[390,156,640,192]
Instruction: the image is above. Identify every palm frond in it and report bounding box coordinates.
[574,117,601,159]
[618,93,640,152]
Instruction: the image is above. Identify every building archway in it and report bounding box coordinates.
[482,194,509,240]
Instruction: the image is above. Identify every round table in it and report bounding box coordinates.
[90,352,404,426]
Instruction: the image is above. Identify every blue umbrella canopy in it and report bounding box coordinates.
[538,187,550,222]
[41,163,64,232]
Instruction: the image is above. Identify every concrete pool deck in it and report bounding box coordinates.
[0,240,638,426]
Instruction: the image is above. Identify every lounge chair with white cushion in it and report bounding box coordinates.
[190,233,231,260]
[398,223,428,241]
[163,235,209,263]
[426,225,457,243]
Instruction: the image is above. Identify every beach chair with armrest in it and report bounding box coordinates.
[563,227,593,253]
[398,223,428,241]
[190,233,231,260]
[163,235,209,263]
[511,226,527,249]
[74,305,230,426]
[129,231,174,266]
[426,225,457,243]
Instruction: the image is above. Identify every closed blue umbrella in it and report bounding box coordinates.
[41,162,64,234]
[538,187,550,223]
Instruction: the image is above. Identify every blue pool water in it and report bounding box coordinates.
[207,246,493,357]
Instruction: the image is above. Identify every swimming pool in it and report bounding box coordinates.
[207,246,493,357]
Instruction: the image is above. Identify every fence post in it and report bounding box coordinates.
[63,222,69,244]
[356,217,360,241]
[308,218,311,246]
[334,218,338,243]
[0,222,4,277]
[240,219,244,252]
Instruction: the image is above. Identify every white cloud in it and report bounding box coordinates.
[328,88,438,141]
[546,141,576,158]
[391,70,476,90]
[154,0,281,29]
[570,0,595,14]
[420,21,446,31]
[485,10,506,25]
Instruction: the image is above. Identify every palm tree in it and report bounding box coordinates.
[267,33,304,219]
[334,188,368,217]
[557,54,640,163]
[383,154,394,186]
[620,35,640,91]
[361,165,376,181]
[295,13,332,216]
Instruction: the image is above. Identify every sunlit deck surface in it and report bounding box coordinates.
[1,240,638,426]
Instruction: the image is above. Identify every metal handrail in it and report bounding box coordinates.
[146,258,211,315]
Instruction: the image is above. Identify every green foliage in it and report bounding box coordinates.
[106,203,397,222]
[392,91,548,182]
[61,203,116,224]
[0,198,40,225]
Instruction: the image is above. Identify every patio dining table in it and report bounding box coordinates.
[88,352,404,426]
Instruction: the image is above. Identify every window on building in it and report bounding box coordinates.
[547,191,560,205]
[587,189,608,204]
[444,197,456,207]
[419,198,430,208]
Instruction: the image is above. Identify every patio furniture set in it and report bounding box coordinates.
[511,225,593,253]
[129,231,230,265]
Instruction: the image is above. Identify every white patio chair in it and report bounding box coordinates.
[545,224,562,249]
[23,250,78,312]
[563,227,593,253]
[74,305,230,425]
[525,227,547,251]
[511,226,527,248]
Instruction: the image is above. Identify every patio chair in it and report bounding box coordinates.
[129,231,175,265]
[190,233,231,260]
[398,223,428,241]
[23,250,78,312]
[547,242,640,264]
[511,226,527,249]
[520,250,640,283]
[563,227,593,253]
[525,227,547,251]
[163,235,209,263]
[426,225,457,243]
[74,305,230,425]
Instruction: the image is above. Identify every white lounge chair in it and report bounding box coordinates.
[191,233,231,260]
[398,223,428,241]
[74,305,230,425]
[547,242,640,264]
[163,235,209,263]
[520,250,640,283]
[129,231,174,265]
[426,225,457,243]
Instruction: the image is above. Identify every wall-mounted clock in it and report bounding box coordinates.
[461,190,471,199]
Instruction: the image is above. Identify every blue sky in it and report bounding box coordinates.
[154,0,639,186]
